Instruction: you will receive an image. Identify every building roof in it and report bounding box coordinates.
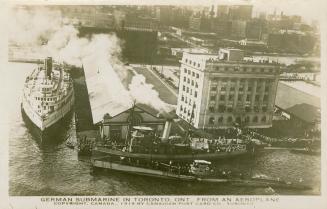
[286,103,320,123]
[275,81,320,110]
[83,62,175,124]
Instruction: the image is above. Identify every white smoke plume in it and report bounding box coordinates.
[10,6,175,114]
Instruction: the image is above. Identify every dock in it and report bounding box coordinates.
[71,67,99,154]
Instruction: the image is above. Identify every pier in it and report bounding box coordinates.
[71,66,99,154]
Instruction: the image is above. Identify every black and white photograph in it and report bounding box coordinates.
[0,0,326,208]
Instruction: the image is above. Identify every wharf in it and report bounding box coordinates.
[71,67,99,147]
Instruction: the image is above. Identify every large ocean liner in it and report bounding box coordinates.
[21,57,74,140]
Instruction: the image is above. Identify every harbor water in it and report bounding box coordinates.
[8,62,320,195]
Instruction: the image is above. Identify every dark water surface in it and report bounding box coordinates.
[8,63,320,196]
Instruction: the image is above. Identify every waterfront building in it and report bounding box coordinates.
[273,81,320,137]
[189,15,202,31]
[176,48,281,129]
[211,19,232,38]
[231,20,247,39]
[246,19,265,40]
[98,105,165,142]
[216,5,253,21]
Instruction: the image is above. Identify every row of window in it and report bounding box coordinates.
[42,87,52,91]
[213,66,275,74]
[209,105,268,113]
[208,115,268,125]
[211,85,269,92]
[180,106,196,117]
[182,86,198,97]
[184,59,201,69]
[210,94,269,102]
[35,97,57,102]
[183,77,199,88]
[211,77,274,84]
[183,68,200,78]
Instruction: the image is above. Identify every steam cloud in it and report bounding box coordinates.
[10,6,175,114]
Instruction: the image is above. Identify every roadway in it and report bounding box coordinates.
[131,64,178,105]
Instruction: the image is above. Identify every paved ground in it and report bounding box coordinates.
[132,65,178,105]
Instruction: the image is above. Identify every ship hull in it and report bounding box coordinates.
[21,105,73,143]
[92,146,249,162]
[91,159,311,190]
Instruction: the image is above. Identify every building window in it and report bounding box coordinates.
[196,73,199,78]
[185,59,188,63]
[192,72,195,77]
[236,116,241,124]
[262,106,267,112]
[253,116,258,122]
[184,68,187,73]
[230,86,235,91]
[227,116,233,123]
[187,78,190,84]
[248,86,252,91]
[265,86,269,92]
[254,106,259,112]
[255,95,260,101]
[245,116,250,123]
[197,63,200,68]
[180,106,183,111]
[229,94,234,101]
[209,106,215,112]
[191,80,194,86]
[245,106,251,112]
[186,87,189,93]
[210,95,216,101]
[246,94,250,101]
[218,105,226,112]
[188,70,191,75]
[220,95,225,100]
[195,82,198,88]
[183,85,185,91]
[261,116,267,122]
[211,86,217,91]
[181,95,184,101]
[221,86,226,91]
[239,86,244,92]
[209,117,215,125]
[194,91,198,97]
[263,95,268,101]
[183,77,186,82]
[218,117,223,123]
[227,107,233,112]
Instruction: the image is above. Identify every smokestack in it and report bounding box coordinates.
[44,57,52,79]
[161,119,172,142]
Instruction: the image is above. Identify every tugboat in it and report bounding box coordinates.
[21,57,74,140]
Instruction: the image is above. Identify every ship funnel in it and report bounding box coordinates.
[161,120,172,142]
[44,57,52,79]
